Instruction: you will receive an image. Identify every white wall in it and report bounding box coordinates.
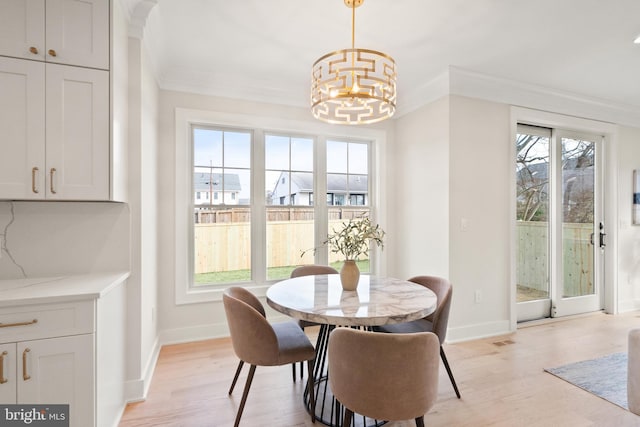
[448,96,512,340]
[616,125,640,312]
[392,97,450,279]
[124,32,160,402]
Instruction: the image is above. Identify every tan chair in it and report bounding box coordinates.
[374,275,461,398]
[328,328,440,426]
[223,287,316,426]
[289,264,339,379]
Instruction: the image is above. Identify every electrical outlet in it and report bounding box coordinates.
[474,290,482,304]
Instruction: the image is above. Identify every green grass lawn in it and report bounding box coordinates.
[194,260,370,285]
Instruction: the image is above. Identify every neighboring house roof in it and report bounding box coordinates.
[273,172,368,194]
[193,172,241,192]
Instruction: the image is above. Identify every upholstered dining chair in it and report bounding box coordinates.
[289,264,339,379]
[374,275,461,398]
[223,287,316,427]
[328,328,440,427]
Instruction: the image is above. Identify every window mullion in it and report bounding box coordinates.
[252,129,266,284]
[315,136,329,265]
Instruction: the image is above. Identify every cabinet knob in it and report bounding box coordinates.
[48,49,57,57]
[29,46,39,55]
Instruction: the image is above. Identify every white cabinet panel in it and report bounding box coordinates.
[0,343,16,404]
[18,335,94,427]
[0,57,45,199]
[46,0,109,69]
[0,0,45,61]
[0,0,109,69]
[46,64,109,200]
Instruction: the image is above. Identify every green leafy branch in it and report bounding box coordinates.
[301,216,385,261]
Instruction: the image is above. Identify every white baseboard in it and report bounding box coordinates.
[159,321,229,346]
[124,336,161,403]
[446,319,513,343]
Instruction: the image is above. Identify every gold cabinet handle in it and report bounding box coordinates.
[48,49,57,57]
[22,348,30,381]
[0,351,7,384]
[0,319,38,328]
[31,167,39,194]
[50,168,57,194]
[29,46,39,55]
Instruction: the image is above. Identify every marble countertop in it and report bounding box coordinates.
[266,274,437,327]
[0,271,130,307]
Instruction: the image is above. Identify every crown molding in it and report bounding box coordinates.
[395,66,640,128]
[122,0,158,39]
[448,67,640,128]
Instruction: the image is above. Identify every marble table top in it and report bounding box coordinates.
[266,274,437,327]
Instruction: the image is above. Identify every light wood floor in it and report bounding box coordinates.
[119,312,640,427]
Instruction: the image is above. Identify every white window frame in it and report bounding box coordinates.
[175,108,388,304]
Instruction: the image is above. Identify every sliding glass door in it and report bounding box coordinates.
[516,124,604,321]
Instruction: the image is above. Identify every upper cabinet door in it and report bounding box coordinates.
[45,0,109,69]
[46,63,109,200]
[0,57,46,199]
[0,0,46,61]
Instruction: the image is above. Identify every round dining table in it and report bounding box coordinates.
[266,274,438,427]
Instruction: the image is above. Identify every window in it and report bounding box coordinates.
[265,134,314,280]
[176,107,386,304]
[326,140,372,272]
[192,127,252,285]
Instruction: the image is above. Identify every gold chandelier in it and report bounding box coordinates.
[311,0,397,125]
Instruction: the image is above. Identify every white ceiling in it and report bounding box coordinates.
[131,0,640,116]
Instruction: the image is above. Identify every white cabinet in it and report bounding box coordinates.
[0,0,109,70]
[0,0,111,201]
[0,301,95,427]
[0,57,109,200]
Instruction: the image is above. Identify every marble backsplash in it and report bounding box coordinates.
[0,201,130,280]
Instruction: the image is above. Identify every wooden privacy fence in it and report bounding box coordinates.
[194,219,351,274]
[516,221,594,297]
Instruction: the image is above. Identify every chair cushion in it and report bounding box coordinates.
[272,321,316,365]
[374,318,433,334]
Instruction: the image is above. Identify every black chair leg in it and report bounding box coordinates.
[300,361,304,379]
[234,364,256,427]
[415,415,425,427]
[229,360,244,395]
[440,346,461,398]
[292,362,296,382]
[307,359,316,423]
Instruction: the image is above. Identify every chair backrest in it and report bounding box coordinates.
[328,328,439,421]
[408,275,452,344]
[290,264,338,278]
[223,287,279,366]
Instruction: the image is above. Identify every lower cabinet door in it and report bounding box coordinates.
[18,334,94,427]
[0,343,16,404]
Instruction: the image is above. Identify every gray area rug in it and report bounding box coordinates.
[545,352,628,410]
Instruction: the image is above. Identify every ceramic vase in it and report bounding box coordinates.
[340,260,360,291]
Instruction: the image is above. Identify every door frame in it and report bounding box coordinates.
[510,107,618,330]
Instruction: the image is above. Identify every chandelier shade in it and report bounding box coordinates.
[310,0,397,125]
